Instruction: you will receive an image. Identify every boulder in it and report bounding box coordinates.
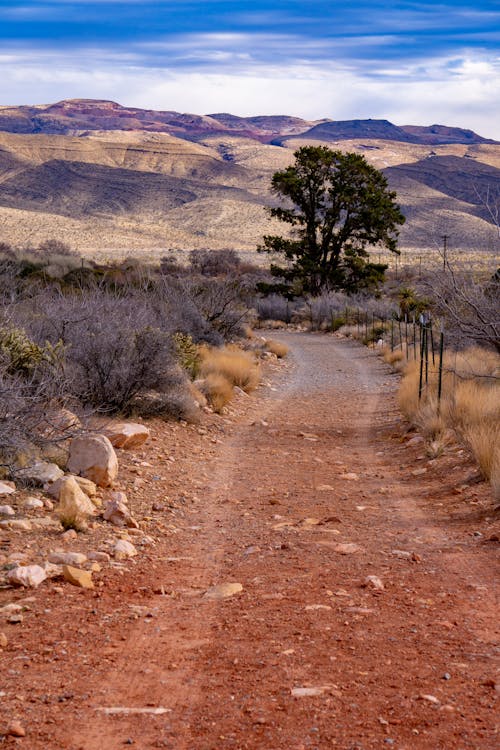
[103,492,138,528]
[0,481,16,496]
[7,565,47,588]
[23,497,44,510]
[17,462,64,486]
[105,422,150,450]
[56,476,95,531]
[67,434,118,487]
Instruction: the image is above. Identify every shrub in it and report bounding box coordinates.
[173,332,201,379]
[264,339,289,358]
[200,345,260,393]
[200,372,234,413]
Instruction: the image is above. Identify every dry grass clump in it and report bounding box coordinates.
[199,345,260,393]
[397,346,500,498]
[200,373,234,413]
[264,339,289,358]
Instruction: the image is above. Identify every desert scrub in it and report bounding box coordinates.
[200,345,260,393]
[173,332,201,379]
[397,346,500,498]
[0,326,64,376]
[264,339,289,358]
[199,372,234,413]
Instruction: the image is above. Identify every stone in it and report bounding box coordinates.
[103,493,139,529]
[62,565,94,589]
[363,575,385,591]
[67,434,118,488]
[17,461,64,486]
[0,482,16,495]
[105,422,151,450]
[113,540,138,560]
[61,529,78,541]
[203,582,243,600]
[0,505,15,516]
[339,472,359,481]
[49,475,97,500]
[0,519,32,531]
[43,562,63,579]
[88,551,111,563]
[0,632,7,648]
[56,477,95,531]
[291,686,329,697]
[7,565,47,588]
[332,543,361,555]
[412,468,427,476]
[23,497,44,510]
[419,694,440,704]
[46,407,81,433]
[7,721,26,737]
[48,551,87,566]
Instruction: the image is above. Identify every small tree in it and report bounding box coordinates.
[259,146,405,294]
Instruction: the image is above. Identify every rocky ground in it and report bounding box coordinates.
[0,333,498,749]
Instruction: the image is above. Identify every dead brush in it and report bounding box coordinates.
[264,339,289,358]
[397,345,500,497]
[200,372,233,413]
[199,345,260,393]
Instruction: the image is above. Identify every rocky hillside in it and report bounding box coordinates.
[0,100,498,258]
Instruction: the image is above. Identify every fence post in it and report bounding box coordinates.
[429,321,436,365]
[413,314,417,360]
[424,323,429,384]
[437,325,445,415]
[391,318,394,351]
[418,323,426,400]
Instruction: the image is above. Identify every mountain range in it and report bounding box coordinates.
[0,99,498,260]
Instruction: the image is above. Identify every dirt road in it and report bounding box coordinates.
[1,333,498,749]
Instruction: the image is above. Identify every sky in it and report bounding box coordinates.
[0,1,499,138]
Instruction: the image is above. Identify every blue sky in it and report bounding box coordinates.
[0,1,499,137]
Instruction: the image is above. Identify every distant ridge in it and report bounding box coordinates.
[0,100,495,145]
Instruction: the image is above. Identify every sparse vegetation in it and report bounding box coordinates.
[199,345,260,394]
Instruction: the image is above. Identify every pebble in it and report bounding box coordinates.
[23,498,44,510]
[49,552,87,566]
[0,481,16,495]
[339,472,359,481]
[419,694,440,704]
[203,582,243,600]
[0,505,15,516]
[7,720,26,737]
[363,575,384,591]
[0,519,32,531]
[0,632,8,648]
[61,529,78,541]
[332,543,361,555]
[291,686,329,697]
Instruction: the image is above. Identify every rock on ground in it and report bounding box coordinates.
[7,565,47,588]
[67,434,118,488]
[105,422,150,449]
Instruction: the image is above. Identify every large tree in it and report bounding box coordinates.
[259,146,405,294]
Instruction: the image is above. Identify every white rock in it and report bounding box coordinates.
[67,434,118,487]
[88,551,111,563]
[105,422,150,450]
[0,519,32,531]
[363,575,385,591]
[0,482,16,496]
[23,497,44,510]
[17,462,64,486]
[113,540,138,560]
[48,551,87,566]
[0,505,15,516]
[7,565,47,588]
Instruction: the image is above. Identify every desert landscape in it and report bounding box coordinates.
[0,100,499,261]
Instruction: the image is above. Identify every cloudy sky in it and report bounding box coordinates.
[1,0,499,138]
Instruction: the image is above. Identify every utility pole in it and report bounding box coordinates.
[441,234,449,270]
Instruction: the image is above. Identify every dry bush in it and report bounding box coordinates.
[382,347,405,366]
[264,339,289,358]
[397,346,500,495]
[200,373,234,413]
[200,346,260,393]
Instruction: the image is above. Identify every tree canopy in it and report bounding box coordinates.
[258,145,405,294]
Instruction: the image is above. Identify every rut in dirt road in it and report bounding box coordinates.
[58,334,498,750]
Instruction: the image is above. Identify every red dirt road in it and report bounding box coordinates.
[1,333,498,749]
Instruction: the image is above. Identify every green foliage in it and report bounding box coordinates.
[398,287,429,318]
[258,146,405,294]
[0,326,65,376]
[173,332,201,379]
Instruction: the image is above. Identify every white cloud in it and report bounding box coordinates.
[0,47,498,139]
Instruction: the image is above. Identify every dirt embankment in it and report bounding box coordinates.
[1,333,498,749]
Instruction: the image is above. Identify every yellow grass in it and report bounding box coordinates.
[264,339,289,358]
[397,346,500,497]
[201,373,233,413]
[200,345,260,393]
